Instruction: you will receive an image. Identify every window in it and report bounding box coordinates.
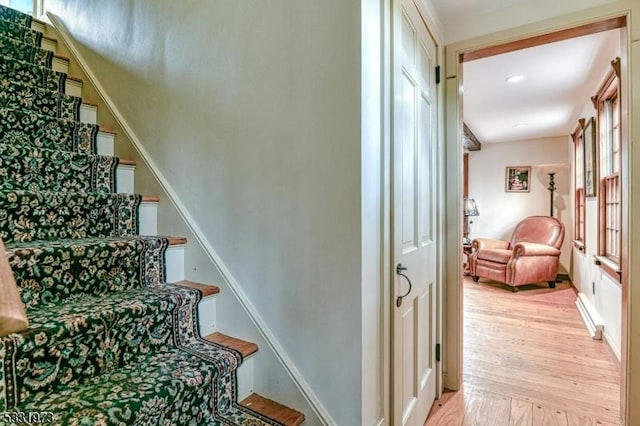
[0,0,34,15]
[572,120,585,249]
[594,58,622,280]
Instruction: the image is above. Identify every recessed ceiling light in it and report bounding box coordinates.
[506,74,525,83]
[514,122,528,128]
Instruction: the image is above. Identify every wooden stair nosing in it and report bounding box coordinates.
[174,280,220,298]
[204,332,258,359]
[141,195,159,203]
[119,159,136,166]
[67,75,82,83]
[53,53,69,61]
[241,393,305,426]
[98,126,116,135]
[167,236,188,246]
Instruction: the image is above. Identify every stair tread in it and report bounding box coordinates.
[5,235,186,250]
[0,57,65,93]
[0,141,117,193]
[0,106,98,154]
[168,236,188,245]
[142,195,160,202]
[0,19,42,46]
[0,32,53,67]
[0,190,142,244]
[6,286,213,397]
[0,79,82,122]
[175,280,220,298]
[7,236,180,313]
[17,347,240,424]
[119,158,136,166]
[27,284,186,327]
[205,332,259,358]
[242,393,306,426]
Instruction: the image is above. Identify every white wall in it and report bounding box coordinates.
[45,1,365,424]
[468,137,572,271]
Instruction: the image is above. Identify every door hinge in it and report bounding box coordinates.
[435,65,441,84]
[435,343,441,362]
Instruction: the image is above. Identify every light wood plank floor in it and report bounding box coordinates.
[426,277,621,425]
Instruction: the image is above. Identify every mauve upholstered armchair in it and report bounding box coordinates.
[469,216,565,290]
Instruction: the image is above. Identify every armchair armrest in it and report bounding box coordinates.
[512,242,561,257]
[472,238,509,251]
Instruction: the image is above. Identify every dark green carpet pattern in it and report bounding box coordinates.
[0,5,281,425]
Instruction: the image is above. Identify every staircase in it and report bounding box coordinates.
[0,5,304,425]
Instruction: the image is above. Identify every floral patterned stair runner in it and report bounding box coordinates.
[0,5,285,424]
[0,142,117,193]
[0,107,98,154]
[0,81,82,121]
[0,54,66,92]
[0,33,53,67]
[0,19,42,46]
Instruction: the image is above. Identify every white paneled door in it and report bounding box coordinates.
[392,0,438,424]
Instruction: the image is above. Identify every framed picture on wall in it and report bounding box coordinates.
[505,166,531,192]
[584,117,597,197]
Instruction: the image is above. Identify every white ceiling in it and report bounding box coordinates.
[428,0,622,144]
[462,29,621,143]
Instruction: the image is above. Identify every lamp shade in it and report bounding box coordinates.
[464,198,479,216]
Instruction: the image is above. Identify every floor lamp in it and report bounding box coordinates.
[547,172,556,217]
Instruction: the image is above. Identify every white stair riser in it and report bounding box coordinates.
[96,131,115,156]
[52,56,68,74]
[165,244,185,283]
[31,21,46,33]
[40,37,56,52]
[237,358,255,401]
[116,164,135,194]
[198,298,217,336]
[80,104,97,124]
[65,79,82,97]
[138,201,158,236]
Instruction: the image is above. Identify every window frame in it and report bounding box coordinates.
[571,119,586,251]
[593,57,622,282]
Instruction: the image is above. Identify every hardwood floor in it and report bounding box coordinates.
[426,277,621,425]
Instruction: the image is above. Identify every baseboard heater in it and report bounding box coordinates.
[575,293,603,340]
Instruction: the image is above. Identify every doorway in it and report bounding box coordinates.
[443,13,631,425]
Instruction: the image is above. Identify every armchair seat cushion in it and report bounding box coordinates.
[476,249,512,264]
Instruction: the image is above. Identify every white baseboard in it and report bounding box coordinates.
[575,292,604,340]
[47,12,334,425]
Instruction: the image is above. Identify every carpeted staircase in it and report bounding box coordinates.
[0,5,303,425]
